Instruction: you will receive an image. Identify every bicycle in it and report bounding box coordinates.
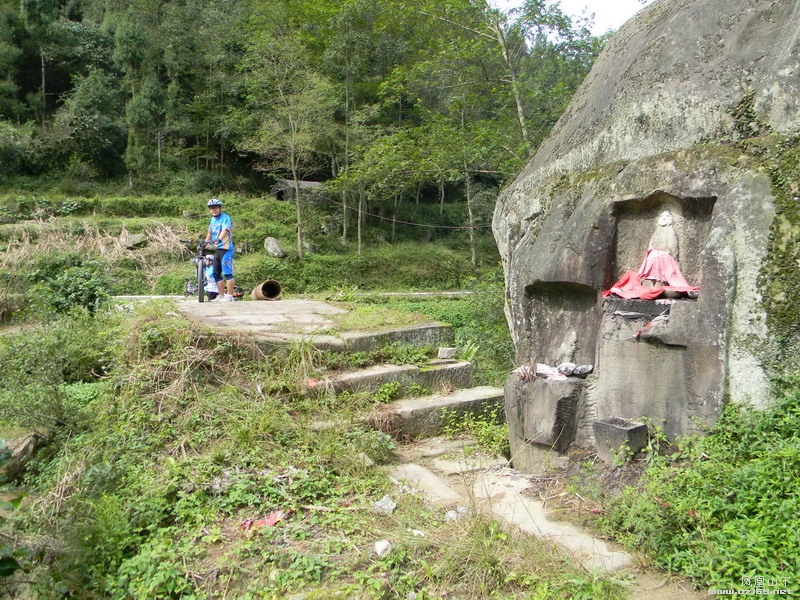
[181,240,214,302]
[181,239,245,302]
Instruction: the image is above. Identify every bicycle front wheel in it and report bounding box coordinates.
[196,259,205,303]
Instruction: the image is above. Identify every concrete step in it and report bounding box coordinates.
[370,385,505,439]
[385,437,707,598]
[313,360,473,397]
[385,435,630,574]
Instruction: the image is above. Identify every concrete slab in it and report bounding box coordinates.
[432,454,508,476]
[177,299,347,336]
[472,470,631,572]
[395,436,476,459]
[386,463,462,507]
[176,299,454,351]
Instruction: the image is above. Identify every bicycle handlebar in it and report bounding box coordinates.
[180,239,216,253]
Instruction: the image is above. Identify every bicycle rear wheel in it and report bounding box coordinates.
[196,259,205,303]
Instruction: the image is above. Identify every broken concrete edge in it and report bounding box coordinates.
[249,322,455,353]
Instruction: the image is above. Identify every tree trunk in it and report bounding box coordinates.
[341,189,349,245]
[292,166,304,261]
[40,49,46,124]
[392,194,399,243]
[357,184,365,257]
[464,166,477,266]
[489,19,530,151]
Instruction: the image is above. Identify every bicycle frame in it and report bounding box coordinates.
[182,240,215,302]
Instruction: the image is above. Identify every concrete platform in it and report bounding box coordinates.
[175,298,454,351]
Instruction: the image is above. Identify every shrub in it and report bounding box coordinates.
[602,374,800,587]
[0,313,117,434]
[29,261,113,315]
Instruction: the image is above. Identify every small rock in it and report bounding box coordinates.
[374,539,392,557]
[371,495,397,515]
[557,362,576,376]
[125,233,148,249]
[554,456,570,470]
[445,506,468,521]
[438,347,457,359]
[264,237,286,258]
[354,452,374,468]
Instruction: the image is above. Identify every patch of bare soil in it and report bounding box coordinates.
[523,448,644,528]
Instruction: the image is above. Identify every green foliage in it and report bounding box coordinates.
[0,448,25,581]
[0,312,117,434]
[106,533,200,599]
[603,374,800,587]
[29,261,113,315]
[0,304,626,598]
[366,272,514,385]
[373,380,402,403]
[343,428,396,464]
[241,242,490,294]
[441,404,509,459]
[379,342,432,367]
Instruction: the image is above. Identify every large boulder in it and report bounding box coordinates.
[493,0,799,470]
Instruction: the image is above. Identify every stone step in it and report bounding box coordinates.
[313,360,473,397]
[370,385,505,439]
[385,436,631,574]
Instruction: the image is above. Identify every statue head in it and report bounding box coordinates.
[657,209,674,227]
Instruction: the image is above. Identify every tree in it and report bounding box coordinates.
[0,3,25,120]
[19,0,59,123]
[53,68,125,174]
[235,23,337,259]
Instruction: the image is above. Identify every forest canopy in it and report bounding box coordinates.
[2,0,602,183]
[0,0,604,254]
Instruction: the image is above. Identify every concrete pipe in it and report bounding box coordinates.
[250,279,282,301]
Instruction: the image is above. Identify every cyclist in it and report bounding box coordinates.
[204,198,236,302]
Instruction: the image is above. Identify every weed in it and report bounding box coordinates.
[458,339,480,363]
[602,373,800,587]
[373,381,402,403]
[610,442,634,468]
[441,405,510,458]
[380,342,432,367]
[281,337,324,391]
[343,429,396,464]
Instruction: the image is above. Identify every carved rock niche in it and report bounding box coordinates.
[594,192,716,441]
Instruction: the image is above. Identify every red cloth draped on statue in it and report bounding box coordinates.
[603,249,699,300]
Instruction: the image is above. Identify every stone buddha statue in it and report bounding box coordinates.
[648,209,679,259]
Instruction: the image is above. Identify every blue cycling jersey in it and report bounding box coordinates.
[208,212,233,250]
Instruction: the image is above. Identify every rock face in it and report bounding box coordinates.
[492,0,798,472]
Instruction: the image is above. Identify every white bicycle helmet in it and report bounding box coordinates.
[207,198,222,207]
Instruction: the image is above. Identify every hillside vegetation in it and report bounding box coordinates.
[0,190,629,597]
[1,182,799,595]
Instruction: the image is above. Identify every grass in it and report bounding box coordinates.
[0,306,626,599]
